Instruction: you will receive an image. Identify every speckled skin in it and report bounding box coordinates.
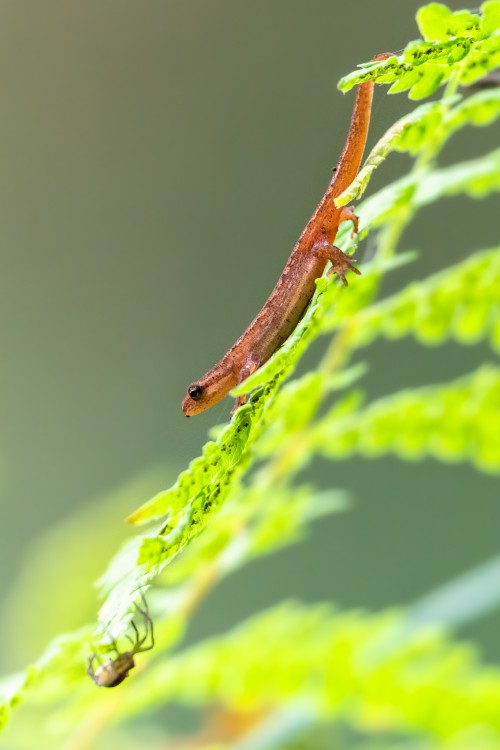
[183,56,390,417]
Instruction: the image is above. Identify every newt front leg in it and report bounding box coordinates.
[231,358,259,413]
[339,205,359,237]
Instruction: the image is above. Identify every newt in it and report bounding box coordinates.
[182,54,390,417]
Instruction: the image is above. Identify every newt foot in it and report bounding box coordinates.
[328,246,361,286]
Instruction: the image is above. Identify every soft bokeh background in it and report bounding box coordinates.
[0,0,498,682]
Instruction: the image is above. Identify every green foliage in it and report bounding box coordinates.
[1,3,500,748]
[338,87,500,205]
[313,365,500,470]
[339,1,500,97]
[353,247,500,350]
[117,603,500,738]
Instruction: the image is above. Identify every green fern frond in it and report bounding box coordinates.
[0,627,92,731]
[128,391,264,527]
[104,602,500,742]
[351,731,500,750]
[351,246,500,350]
[313,365,500,471]
[338,87,500,206]
[356,148,500,234]
[339,2,500,97]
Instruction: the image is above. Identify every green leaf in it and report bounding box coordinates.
[446,87,500,130]
[340,3,498,99]
[416,148,500,201]
[338,92,500,210]
[480,0,500,36]
[458,36,500,85]
[358,149,500,235]
[314,366,500,472]
[409,64,445,99]
[418,5,481,42]
[335,103,443,207]
[127,398,262,526]
[352,247,500,351]
[388,67,422,94]
[417,4,459,42]
[338,56,403,93]
[108,602,500,741]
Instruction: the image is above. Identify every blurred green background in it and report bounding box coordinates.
[0,0,498,677]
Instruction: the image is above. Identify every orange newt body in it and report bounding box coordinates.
[182,56,389,417]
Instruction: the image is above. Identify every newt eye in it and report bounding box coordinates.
[188,384,204,400]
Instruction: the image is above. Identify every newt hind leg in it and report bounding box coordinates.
[328,245,361,286]
[313,239,361,287]
[339,205,359,238]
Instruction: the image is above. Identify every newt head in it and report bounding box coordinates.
[183,358,239,416]
[181,373,233,416]
[182,383,206,417]
[182,381,225,417]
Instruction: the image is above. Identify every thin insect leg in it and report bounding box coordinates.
[130,591,155,652]
[130,619,140,646]
[134,591,149,618]
[136,618,154,651]
[144,609,155,651]
[131,611,149,649]
[103,624,120,655]
[87,656,96,678]
[137,608,155,652]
